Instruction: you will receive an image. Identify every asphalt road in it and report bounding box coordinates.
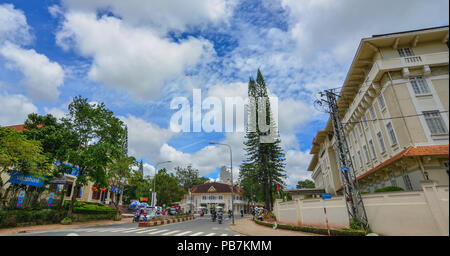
[12,215,244,236]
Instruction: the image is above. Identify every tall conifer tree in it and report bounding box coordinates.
[240,69,286,211]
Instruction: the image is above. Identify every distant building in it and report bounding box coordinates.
[308,26,449,195]
[219,166,232,185]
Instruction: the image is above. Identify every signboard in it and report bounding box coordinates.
[49,177,67,184]
[56,162,79,176]
[48,192,55,207]
[141,197,148,202]
[10,171,44,187]
[16,190,26,208]
[321,193,331,199]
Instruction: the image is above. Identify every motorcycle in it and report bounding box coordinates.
[217,207,224,224]
[210,207,216,222]
[200,210,204,217]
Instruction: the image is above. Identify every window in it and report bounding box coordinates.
[380,179,385,188]
[358,123,363,135]
[369,105,377,120]
[386,123,397,145]
[377,132,386,153]
[409,76,430,95]
[424,112,447,135]
[398,47,414,57]
[369,139,376,159]
[362,114,368,129]
[202,195,206,200]
[218,195,223,200]
[357,151,363,168]
[378,94,386,110]
[390,173,397,187]
[363,145,370,163]
[402,169,413,191]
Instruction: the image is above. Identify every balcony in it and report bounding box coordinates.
[343,51,449,125]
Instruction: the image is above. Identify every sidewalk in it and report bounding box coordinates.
[0,217,133,236]
[229,217,322,236]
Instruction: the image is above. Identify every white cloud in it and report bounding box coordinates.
[0,43,65,102]
[56,12,215,100]
[284,149,313,187]
[0,3,32,45]
[0,93,37,126]
[119,115,175,160]
[60,0,235,33]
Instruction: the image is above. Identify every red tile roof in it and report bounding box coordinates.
[337,145,449,191]
[2,124,43,132]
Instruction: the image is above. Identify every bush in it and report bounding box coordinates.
[63,200,117,214]
[0,209,67,228]
[254,217,367,236]
[374,186,404,193]
[61,217,72,225]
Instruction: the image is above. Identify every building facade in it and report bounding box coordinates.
[308,26,449,194]
[219,166,232,185]
[179,182,247,213]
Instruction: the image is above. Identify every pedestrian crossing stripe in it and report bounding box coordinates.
[110,228,139,233]
[122,228,144,233]
[147,229,169,235]
[135,228,158,234]
[174,230,192,236]
[189,232,204,236]
[161,230,181,236]
[220,234,228,236]
[205,233,216,236]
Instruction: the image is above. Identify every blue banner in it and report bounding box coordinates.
[16,190,26,208]
[10,171,45,187]
[56,162,79,176]
[48,192,55,207]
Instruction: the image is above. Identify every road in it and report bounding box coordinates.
[12,215,244,236]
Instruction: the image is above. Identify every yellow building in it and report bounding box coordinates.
[179,182,247,214]
[308,26,449,194]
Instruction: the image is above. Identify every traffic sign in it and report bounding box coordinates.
[321,193,331,199]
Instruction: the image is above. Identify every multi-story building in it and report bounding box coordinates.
[308,26,449,194]
[219,166,232,185]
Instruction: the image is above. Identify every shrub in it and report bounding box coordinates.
[374,186,404,193]
[254,217,367,236]
[61,217,72,225]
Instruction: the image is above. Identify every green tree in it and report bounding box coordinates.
[0,127,51,208]
[175,165,207,192]
[151,168,185,207]
[240,69,287,211]
[107,153,137,212]
[61,96,126,217]
[296,179,315,189]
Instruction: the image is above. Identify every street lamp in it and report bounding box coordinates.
[210,142,234,225]
[153,161,172,208]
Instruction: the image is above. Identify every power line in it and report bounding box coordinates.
[342,110,449,125]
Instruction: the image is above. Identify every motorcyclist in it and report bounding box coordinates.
[217,207,224,224]
[240,209,244,217]
[134,207,140,222]
[210,206,216,222]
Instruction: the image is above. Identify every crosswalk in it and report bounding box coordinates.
[66,227,242,236]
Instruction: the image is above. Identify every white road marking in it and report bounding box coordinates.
[147,229,169,235]
[174,231,192,236]
[161,230,181,236]
[122,228,144,233]
[110,228,139,233]
[135,228,159,234]
[190,232,204,236]
[220,234,228,236]
[66,233,79,236]
[205,233,216,236]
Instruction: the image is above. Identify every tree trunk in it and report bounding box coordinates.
[67,183,79,218]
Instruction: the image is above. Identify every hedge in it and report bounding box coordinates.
[0,209,66,228]
[374,186,404,193]
[63,201,118,214]
[254,218,367,236]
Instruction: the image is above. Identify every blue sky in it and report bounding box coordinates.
[0,0,448,187]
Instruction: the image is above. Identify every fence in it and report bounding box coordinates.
[274,181,449,236]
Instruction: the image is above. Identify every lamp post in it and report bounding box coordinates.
[153,161,171,208]
[210,142,234,225]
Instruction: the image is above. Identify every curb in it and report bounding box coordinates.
[138,216,196,227]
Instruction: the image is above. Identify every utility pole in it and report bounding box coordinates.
[315,89,369,229]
